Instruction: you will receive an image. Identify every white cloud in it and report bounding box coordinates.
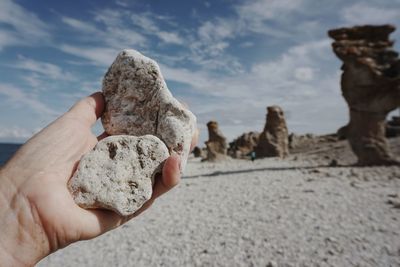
[198,19,234,42]
[115,0,129,8]
[156,31,184,45]
[0,83,58,116]
[0,126,37,139]
[61,16,99,33]
[61,14,147,50]
[0,0,49,49]
[130,12,184,45]
[0,29,19,50]
[160,63,214,91]
[59,45,118,66]
[233,0,304,37]
[235,0,304,21]
[294,67,314,81]
[12,55,74,81]
[342,3,400,25]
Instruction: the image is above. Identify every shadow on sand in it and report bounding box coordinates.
[182,164,355,179]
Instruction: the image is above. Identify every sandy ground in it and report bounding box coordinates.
[38,138,400,267]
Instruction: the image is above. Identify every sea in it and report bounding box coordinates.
[0,143,22,167]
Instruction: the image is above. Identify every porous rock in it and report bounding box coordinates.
[68,135,169,216]
[101,49,196,170]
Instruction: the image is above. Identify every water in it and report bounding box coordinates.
[0,143,22,167]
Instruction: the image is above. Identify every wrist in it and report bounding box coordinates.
[0,169,50,266]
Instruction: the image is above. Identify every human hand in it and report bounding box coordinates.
[0,92,195,266]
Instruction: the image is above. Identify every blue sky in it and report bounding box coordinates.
[0,0,399,144]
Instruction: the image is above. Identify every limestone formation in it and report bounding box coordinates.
[102,49,196,170]
[228,131,260,159]
[205,121,228,161]
[288,133,316,150]
[255,106,289,158]
[328,25,400,165]
[68,135,169,216]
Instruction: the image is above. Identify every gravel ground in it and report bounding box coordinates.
[38,150,400,267]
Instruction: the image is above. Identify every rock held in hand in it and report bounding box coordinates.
[68,135,169,216]
[101,49,196,170]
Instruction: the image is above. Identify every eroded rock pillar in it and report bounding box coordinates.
[255,106,289,158]
[329,25,400,165]
[205,121,228,161]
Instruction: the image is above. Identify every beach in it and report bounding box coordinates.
[38,137,400,267]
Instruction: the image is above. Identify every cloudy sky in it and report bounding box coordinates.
[0,0,399,144]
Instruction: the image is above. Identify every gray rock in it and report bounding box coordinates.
[68,135,169,216]
[101,49,196,170]
[266,261,278,267]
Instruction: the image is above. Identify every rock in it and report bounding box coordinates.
[101,49,196,170]
[328,25,400,166]
[68,135,169,216]
[387,199,400,209]
[336,125,348,140]
[329,159,338,167]
[192,146,203,158]
[288,133,314,150]
[387,115,400,138]
[266,260,278,267]
[228,131,260,159]
[204,121,228,161]
[255,106,289,158]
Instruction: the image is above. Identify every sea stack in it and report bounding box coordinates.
[205,120,228,161]
[255,106,289,158]
[328,25,400,165]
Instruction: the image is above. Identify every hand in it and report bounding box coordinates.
[0,92,191,266]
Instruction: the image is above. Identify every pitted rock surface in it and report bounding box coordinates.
[101,49,196,170]
[68,135,169,216]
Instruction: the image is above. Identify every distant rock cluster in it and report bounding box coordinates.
[228,131,259,159]
[204,105,290,161]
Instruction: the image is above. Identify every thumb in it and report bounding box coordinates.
[66,92,105,128]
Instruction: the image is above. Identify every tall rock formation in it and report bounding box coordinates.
[255,106,289,158]
[328,25,400,165]
[205,121,228,161]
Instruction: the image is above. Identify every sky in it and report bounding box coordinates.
[0,0,399,144]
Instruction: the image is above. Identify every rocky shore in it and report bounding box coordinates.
[38,137,400,267]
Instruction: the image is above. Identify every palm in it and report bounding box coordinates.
[18,108,119,249]
[0,93,186,265]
